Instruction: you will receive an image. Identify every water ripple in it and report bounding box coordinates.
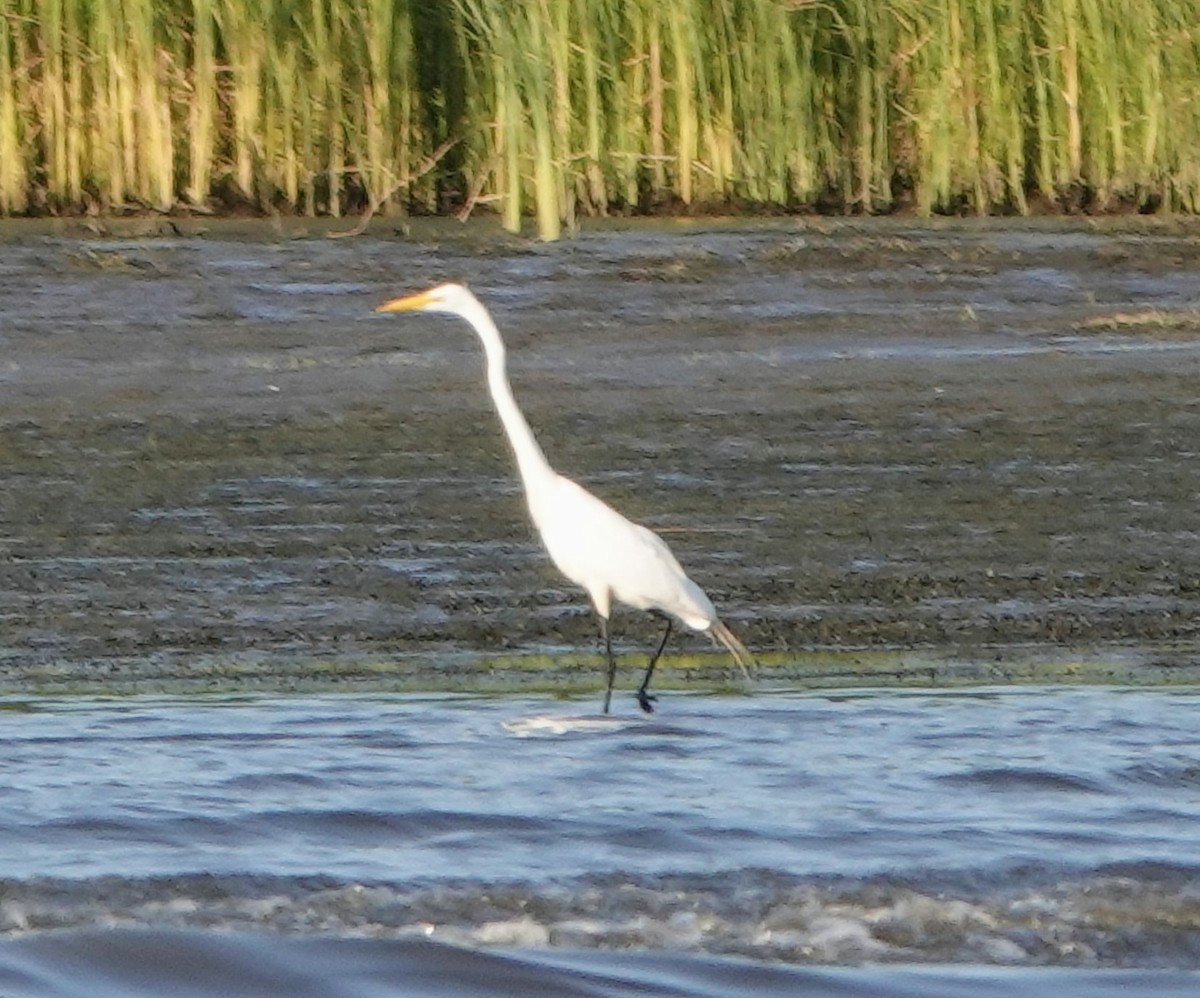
[937,767,1108,794]
[2,687,1200,976]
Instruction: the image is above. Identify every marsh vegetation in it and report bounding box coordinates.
[1,1,1198,237]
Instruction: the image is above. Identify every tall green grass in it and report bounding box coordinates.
[0,0,1197,234]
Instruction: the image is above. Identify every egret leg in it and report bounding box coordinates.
[636,616,673,714]
[600,616,617,715]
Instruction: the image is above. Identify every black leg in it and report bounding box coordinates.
[600,616,616,715]
[636,616,672,714]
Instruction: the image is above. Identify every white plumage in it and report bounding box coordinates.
[376,282,752,713]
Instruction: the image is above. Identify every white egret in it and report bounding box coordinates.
[375,282,753,713]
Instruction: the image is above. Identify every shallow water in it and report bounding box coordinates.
[2,688,1200,994]
[2,219,1200,993]
[2,218,1200,690]
[6,688,1200,885]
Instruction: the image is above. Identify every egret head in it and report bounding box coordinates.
[375,282,474,317]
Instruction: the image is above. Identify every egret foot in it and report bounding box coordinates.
[636,688,657,714]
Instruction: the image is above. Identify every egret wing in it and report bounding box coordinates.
[532,476,716,628]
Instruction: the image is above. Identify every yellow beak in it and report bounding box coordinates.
[375,290,435,313]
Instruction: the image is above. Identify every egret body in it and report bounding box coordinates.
[376,282,752,712]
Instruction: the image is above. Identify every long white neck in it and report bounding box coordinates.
[460,296,556,495]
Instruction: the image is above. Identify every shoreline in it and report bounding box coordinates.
[4,642,1198,698]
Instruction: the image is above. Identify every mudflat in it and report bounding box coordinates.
[1,216,1198,695]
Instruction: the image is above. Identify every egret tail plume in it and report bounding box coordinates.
[710,620,754,681]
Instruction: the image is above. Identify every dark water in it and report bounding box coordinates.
[2,932,1198,998]
[2,688,1199,994]
[2,219,1200,687]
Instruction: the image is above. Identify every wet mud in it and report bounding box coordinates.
[1,216,1198,695]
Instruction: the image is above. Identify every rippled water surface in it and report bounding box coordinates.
[3,220,1200,993]
[3,688,1200,994]
[3,221,1200,687]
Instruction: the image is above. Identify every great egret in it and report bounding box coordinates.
[375,282,753,713]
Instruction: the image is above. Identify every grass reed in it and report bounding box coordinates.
[0,0,1197,233]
